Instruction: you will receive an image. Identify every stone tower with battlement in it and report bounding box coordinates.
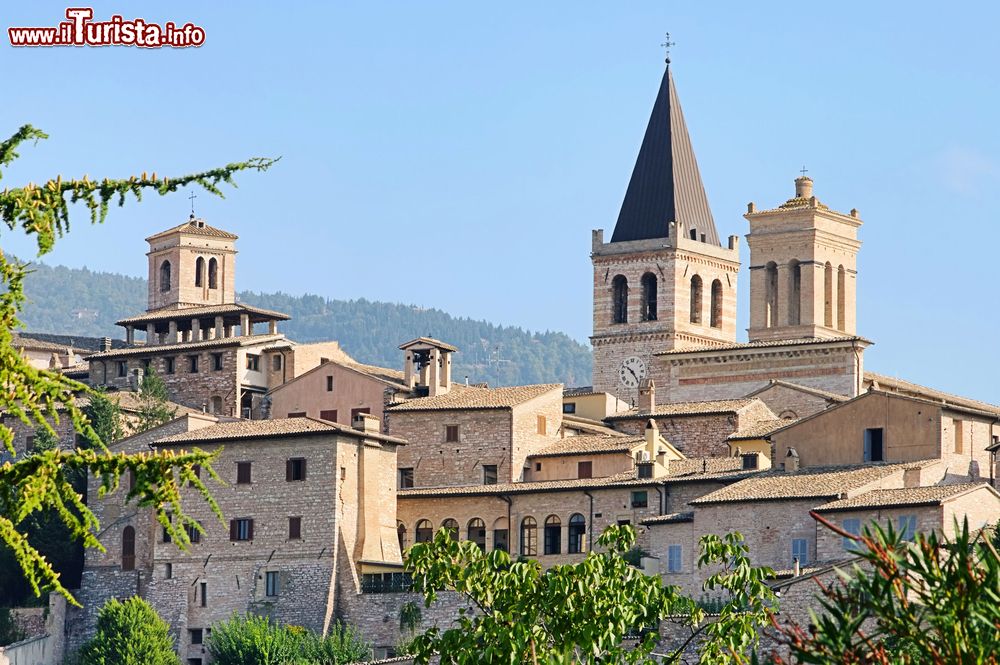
[744,177,862,342]
[591,64,740,397]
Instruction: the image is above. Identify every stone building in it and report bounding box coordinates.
[85,216,341,418]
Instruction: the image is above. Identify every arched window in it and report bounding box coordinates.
[788,260,801,325]
[208,257,219,289]
[824,262,833,328]
[543,515,561,555]
[568,513,586,554]
[468,518,486,551]
[689,275,703,324]
[520,517,537,556]
[415,519,433,543]
[159,260,171,292]
[710,279,723,329]
[837,265,846,330]
[121,526,135,571]
[765,262,778,327]
[441,518,459,541]
[640,273,657,322]
[210,396,223,414]
[195,257,205,287]
[611,275,628,324]
[397,523,407,551]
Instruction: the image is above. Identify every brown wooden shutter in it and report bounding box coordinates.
[248,519,254,541]
[286,459,293,481]
[300,459,306,480]
[319,409,337,422]
[289,516,301,539]
[229,519,237,541]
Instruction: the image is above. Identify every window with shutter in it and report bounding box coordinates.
[236,462,252,484]
[286,458,307,481]
[289,516,302,540]
[319,409,337,422]
[577,461,593,479]
[445,425,459,442]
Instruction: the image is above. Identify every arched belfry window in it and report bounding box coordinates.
[208,257,219,290]
[824,262,833,328]
[689,275,703,324]
[195,257,205,287]
[837,265,846,331]
[640,273,657,322]
[765,262,778,327]
[121,525,135,571]
[611,275,628,324]
[710,279,723,329]
[788,260,802,326]
[159,260,171,292]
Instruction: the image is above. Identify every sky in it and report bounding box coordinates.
[3,2,1000,402]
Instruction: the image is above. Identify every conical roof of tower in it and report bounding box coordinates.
[145,215,238,242]
[610,65,719,246]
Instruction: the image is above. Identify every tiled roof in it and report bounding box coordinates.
[85,334,285,359]
[13,332,129,352]
[145,217,238,241]
[564,386,601,397]
[342,362,407,389]
[12,334,79,353]
[667,457,746,477]
[398,337,458,352]
[640,512,694,526]
[655,336,871,356]
[689,463,915,505]
[606,398,759,421]
[102,390,199,416]
[116,303,290,326]
[529,435,641,458]
[387,384,561,412]
[562,414,625,436]
[864,372,1000,417]
[745,379,849,403]
[728,418,795,441]
[814,483,995,512]
[155,416,405,446]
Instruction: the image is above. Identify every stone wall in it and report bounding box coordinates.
[612,413,740,458]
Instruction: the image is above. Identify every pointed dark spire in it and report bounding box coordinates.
[610,65,720,245]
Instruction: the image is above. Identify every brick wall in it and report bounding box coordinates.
[612,413,739,458]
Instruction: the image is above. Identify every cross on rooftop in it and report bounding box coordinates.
[188,191,197,216]
[660,32,676,64]
[799,166,809,177]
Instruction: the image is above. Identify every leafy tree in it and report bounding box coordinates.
[82,388,123,448]
[135,369,176,433]
[206,613,370,665]
[773,514,1000,664]
[79,597,179,665]
[0,124,274,602]
[405,524,775,664]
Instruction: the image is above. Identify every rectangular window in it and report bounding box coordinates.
[162,514,172,543]
[246,354,260,371]
[537,415,547,435]
[188,355,199,373]
[631,490,648,508]
[189,629,203,645]
[483,464,498,485]
[351,407,370,422]
[326,376,334,392]
[288,516,302,540]
[142,358,151,371]
[272,355,282,371]
[212,353,223,371]
[577,461,593,479]
[445,425,460,442]
[164,357,175,375]
[117,360,128,378]
[741,453,759,470]
[543,522,561,555]
[617,519,631,526]
[667,544,682,573]
[562,402,576,414]
[230,518,254,541]
[287,411,307,418]
[265,571,280,597]
[493,529,509,552]
[399,467,414,489]
[25,435,34,453]
[842,518,862,551]
[898,515,917,541]
[791,538,809,566]
[535,462,542,471]
[199,582,207,607]
[286,458,307,481]
[319,409,337,422]
[236,461,252,484]
[954,419,964,454]
[164,562,173,579]
[186,523,201,544]
[863,428,884,462]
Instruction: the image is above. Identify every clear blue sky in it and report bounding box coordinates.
[3,2,1000,402]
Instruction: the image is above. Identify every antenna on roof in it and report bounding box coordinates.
[487,345,512,388]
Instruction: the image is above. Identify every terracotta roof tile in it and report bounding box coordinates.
[116,303,289,326]
[562,414,626,436]
[606,398,759,421]
[864,372,1000,417]
[640,512,694,526]
[86,334,285,359]
[814,483,995,512]
[398,337,458,352]
[387,384,561,412]
[745,379,849,403]
[655,336,871,356]
[145,218,238,241]
[155,416,405,446]
[728,418,796,441]
[529,435,641,458]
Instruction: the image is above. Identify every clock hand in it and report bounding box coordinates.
[628,367,638,381]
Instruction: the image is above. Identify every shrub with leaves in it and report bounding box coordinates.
[79,597,178,665]
[773,513,1000,664]
[0,124,274,602]
[135,369,176,433]
[207,613,370,665]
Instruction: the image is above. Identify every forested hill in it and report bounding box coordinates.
[16,261,593,387]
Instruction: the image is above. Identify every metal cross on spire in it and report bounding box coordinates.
[188,191,198,216]
[799,165,809,177]
[660,32,676,64]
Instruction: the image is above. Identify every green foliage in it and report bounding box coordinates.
[135,369,176,433]
[206,614,370,665]
[0,124,272,602]
[0,606,25,646]
[15,263,594,387]
[79,597,179,665]
[29,427,60,454]
[774,515,1000,664]
[405,524,775,664]
[82,389,123,448]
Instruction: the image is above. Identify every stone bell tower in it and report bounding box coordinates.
[145,214,238,311]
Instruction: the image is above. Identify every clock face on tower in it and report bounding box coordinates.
[618,356,647,388]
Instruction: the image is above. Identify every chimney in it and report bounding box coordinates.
[645,419,659,461]
[794,176,813,199]
[638,379,655,413]
[785,447,800,472]
[100,336,112,352]
[353,412,381,434]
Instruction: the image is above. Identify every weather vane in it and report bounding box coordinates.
[660,32,676,64]
[799,165,809,177]
[188,191,197,216]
